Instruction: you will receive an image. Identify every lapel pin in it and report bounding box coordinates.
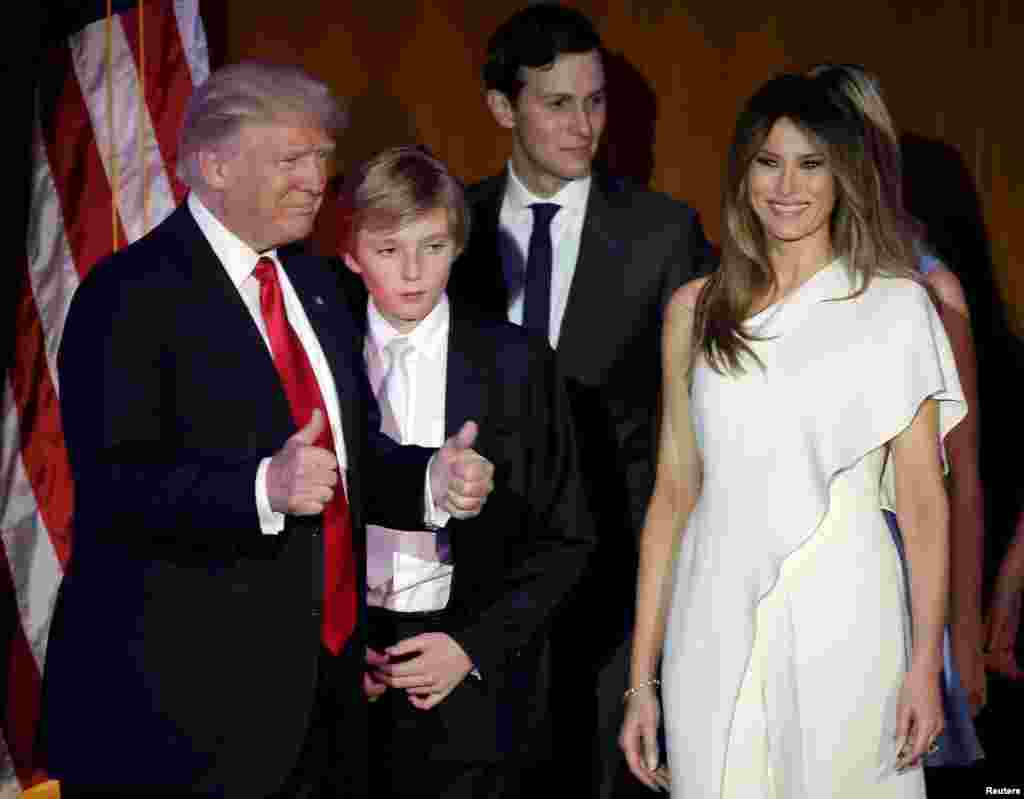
[314,295,325,306]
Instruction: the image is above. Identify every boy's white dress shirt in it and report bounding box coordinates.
[365,295,453,612]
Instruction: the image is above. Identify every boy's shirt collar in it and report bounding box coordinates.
[366,292,450,361]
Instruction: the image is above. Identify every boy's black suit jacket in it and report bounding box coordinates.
[349,293,596,762]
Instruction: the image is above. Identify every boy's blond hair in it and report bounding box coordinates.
[337,146,470,255]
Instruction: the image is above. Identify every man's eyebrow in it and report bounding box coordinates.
[281,142,336,154]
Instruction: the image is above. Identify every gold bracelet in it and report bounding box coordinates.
[623,679,661,702]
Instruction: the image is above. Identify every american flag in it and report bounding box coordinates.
[2,1,209,791]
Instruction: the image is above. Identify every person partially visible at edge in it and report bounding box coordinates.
[986,507,1024,680]
[621,74,965,797]
[448,6,713,795]
[41,61,493,798]
[809,63,987,721]
[807,65,986,781]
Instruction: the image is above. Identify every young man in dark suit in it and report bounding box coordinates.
[42,62,493,798]
[448,5,714,796]
[339,146,595,798]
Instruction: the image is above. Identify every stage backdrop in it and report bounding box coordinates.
[216,0,1022,333]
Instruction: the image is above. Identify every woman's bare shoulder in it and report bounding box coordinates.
[668,276,711,317]
[922,263,970,316]
[663,276,709,360]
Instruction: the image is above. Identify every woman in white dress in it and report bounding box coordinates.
[619,74,966,798]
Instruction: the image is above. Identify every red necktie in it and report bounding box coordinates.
[253,256,355,654]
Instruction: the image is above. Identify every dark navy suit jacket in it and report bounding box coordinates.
[450,172,712,660]
[42,204,432,795]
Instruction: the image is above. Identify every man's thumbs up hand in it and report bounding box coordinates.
[267,409,339,515]
[292,407,325,446]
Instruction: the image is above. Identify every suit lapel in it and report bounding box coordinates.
[557,177,629,370]
[444,309,488,439]
[281,256,359,435]
[283,256,367,530]
[172,205,296,437]
[460,175,510,318]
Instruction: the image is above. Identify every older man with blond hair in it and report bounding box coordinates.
[42,61,493,799]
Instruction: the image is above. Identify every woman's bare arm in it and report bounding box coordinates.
[620,278,705,790]
[892,398,949,765]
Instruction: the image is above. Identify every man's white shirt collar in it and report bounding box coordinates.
[188,192,279,283]
[504,161,591,217]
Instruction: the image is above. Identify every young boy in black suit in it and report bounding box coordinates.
[338,146,595,798]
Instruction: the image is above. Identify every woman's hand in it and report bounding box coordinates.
[985,583,1024,680]
[894,664,945,770]
[619,686,670,792]
[951,620,988,714]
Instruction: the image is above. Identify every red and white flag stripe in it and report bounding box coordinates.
[1,1,208,790]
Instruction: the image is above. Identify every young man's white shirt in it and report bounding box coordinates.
[498,163,591,348]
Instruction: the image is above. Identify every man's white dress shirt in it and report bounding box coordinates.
[498,163,591,347]
[188,193,348,536]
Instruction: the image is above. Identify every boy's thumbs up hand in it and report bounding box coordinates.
[430,420,494,519]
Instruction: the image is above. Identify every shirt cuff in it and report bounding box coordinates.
[423,453,451,529]
[256,457,285,535]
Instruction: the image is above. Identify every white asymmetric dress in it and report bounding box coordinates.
[661,260,966,798]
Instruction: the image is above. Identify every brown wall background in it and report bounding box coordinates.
[219,0,1022,331]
